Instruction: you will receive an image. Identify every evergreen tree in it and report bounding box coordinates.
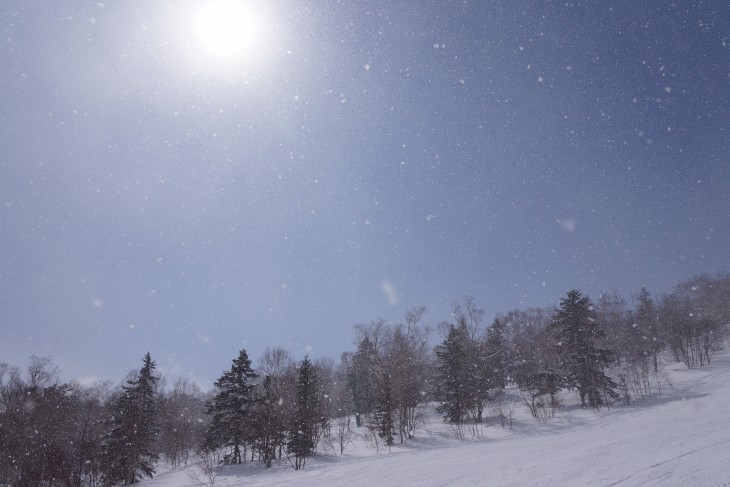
[204,349,258,465]
[351,335,378,424]
[634,287,662,371]
[102,353,160,485]
[371,370,395,447]
[287,357,321,470]
[550,290,619,409]
[434,320,475,424]
[484,318,510,391]
[621,309,644,363]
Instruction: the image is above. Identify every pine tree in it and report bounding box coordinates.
[434,320,475,424]
[287,357,321,470]
[551,290,619,409]
[635,287,662,371]
[484,318,510,391]
[204,349,258,465]
[371,370,395,447]
[102,353,160,485]
[351,336,378,424]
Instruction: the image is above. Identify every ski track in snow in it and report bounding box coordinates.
[143,353,730,487]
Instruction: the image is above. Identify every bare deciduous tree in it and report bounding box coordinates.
[187,448,222,487]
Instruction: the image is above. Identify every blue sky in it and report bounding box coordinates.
[1,0,728,386]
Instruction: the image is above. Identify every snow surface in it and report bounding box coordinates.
[143,353,730,486]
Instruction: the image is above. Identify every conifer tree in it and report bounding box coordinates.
[287,357,321,470]
[484,318,510,391]
[434,320,475,424]
[635,287,662,371]
[204,349,258,465]
[102,353,160,485]
[351,335,378,423]
[371,370,395,446]
[551,290,619,408]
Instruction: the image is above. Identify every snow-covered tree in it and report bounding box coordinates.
[484,318,510,391]
[287,357,323,470]
[550,290,618,409]
[351,333,379,424]
[204,349,258,464]
[102,353,160,484]
[371,369,395,447]
[434,319,477,424]
[634,288,662,370]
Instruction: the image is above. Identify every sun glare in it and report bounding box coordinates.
[173,0,274,73]
[195,1,257,61]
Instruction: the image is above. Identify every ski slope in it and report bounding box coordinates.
[144,352,730,486]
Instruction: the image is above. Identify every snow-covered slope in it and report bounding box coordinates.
[144,352,730,486]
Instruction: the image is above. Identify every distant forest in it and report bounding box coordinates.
[1,273,729,486]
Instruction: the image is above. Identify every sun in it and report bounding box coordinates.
[194,1,258,62]
[168,0,275,73]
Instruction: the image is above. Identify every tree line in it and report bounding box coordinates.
[1,273,728,485]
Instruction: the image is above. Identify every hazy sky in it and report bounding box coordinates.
[1,0,728,387]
